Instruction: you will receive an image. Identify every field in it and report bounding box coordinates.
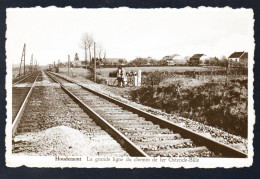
[130,71,248,138]
[96,66,209,77]
[58,67,92,79]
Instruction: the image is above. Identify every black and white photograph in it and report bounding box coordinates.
[6,7,254,168]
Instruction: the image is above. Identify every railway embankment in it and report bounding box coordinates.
[54,72,248,154]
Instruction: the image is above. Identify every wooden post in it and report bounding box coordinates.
[134,73,137,86]
[68,55,70,76]
[137,70,141,86]
[94,42,96,83]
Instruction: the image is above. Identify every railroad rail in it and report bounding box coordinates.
[12,71,130,156]
[12,71,40,135]
[46,71,247,158]
[12,73,36,86]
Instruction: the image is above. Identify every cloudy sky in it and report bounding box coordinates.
[6,7,254,65]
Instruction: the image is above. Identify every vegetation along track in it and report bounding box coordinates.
[46,71,247,158]
[12,71,129,156]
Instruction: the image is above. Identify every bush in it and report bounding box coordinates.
[109,70,117,77]
[130,79,248,138]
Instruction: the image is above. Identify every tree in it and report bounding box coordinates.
[96,43,104,59]
[149,59,158,66]
[219,56,228,67]
[80,32,94,67]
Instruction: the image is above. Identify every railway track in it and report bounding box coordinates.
[46,71,247,158]
[12,71,129,156]
[12,73,34,85]
[12,72,39,124]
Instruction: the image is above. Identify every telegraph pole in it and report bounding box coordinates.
[19,43,26,76]
[94,42,96,82]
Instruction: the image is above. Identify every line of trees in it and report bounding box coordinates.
[79,32,105,68]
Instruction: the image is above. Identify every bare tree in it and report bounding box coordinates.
[96,43,104,59]
[80,32,94,67]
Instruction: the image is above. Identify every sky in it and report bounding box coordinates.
[6,7,254,66]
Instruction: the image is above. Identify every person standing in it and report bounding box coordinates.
[117,66,123,87]
[121,67,127,87]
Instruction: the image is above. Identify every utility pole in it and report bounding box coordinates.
[94,42,96,82]
[68,55,70,76]
[19,43,26,77]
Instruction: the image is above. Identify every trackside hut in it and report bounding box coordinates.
[228,51,248,67]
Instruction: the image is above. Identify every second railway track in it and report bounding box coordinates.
[46,71,247,158]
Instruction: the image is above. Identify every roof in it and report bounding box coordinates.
[190,54,204,59]
[228,52,245,58]
[241,52,248,59]
[162,54,178,61]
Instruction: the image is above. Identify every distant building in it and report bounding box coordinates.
[228,51,248,67]
[189,54,209,66]
[71,53,82,67]
[161,54,178,66]
[172,55,187,65]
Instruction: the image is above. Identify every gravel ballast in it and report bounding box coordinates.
[13,71,129,157]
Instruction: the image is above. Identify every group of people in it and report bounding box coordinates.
[116,66,140,87]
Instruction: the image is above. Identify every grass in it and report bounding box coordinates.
[96,66,209,77]
[130,74,248,138]
[58,67,92,78]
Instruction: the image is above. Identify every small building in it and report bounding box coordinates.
[189,54,205,66]
[166,59,176,66]
[71,53,82,67]
[161,54,178,66]
[228,51,248,67]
